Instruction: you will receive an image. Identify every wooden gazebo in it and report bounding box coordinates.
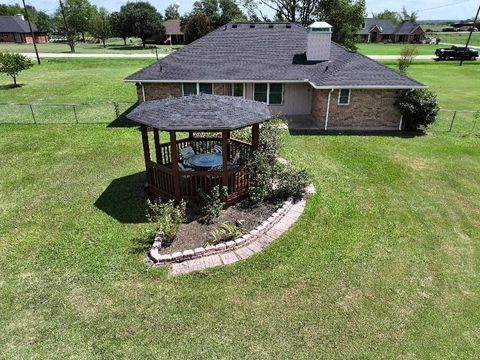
[127,94,272,206]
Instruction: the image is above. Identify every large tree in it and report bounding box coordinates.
[183,14,214,44]
[119,2,165,48]
[89,7,111,47]
[315,0,365,50]
[399,7,418,23]
[243,0,365,49]
[372,9,400,24]
[190,0,247,27]
[164,3,181,20]
[110,11,129,46]
[55,0,95,42]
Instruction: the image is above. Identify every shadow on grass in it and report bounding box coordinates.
[94,172,149,224]
[107,103,138,128]
[0,84,24,90]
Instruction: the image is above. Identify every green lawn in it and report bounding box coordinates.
[1,123,479,358]
[433,32,480,47]
[356,43,439,55]
[0,37,183,54]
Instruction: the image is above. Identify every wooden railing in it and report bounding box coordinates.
[155,137,253,166]
[146,138,254,205]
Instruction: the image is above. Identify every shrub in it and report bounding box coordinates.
[146,199,186,246]
[197,185,228,221]
[209,222,243,245]
[398,45,419,74]
[274,166,310,202]
[397,89,440,130]
[246,151,276,205]
[259,119,283,163]
[0,52,33,87]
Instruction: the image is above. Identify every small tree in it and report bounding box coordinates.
[0,53,33,87]
[398,45,419,74]
[397,89,440,130]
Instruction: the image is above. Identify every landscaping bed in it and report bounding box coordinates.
[158,201,277,254]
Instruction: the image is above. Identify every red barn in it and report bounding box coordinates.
[0,14,48,44]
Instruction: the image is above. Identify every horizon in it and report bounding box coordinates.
[5,0,479,21]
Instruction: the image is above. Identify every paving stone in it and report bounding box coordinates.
[225,240,236,248]
[182,249,195,258]
[149,247,160,262]
[234,237,246,245]
[203,254,222,268]
[234,246,255,259]
[170,262,190,275]
[220,251,238,265]
[265,228,282,239]
[258,234,274,246]
[194,247,206,255]
[215,243,227,251]
[188,258,206,271]
[248,241,264,252]
[261,220,270,227]
[171,251,183,261]
[158,254,172,262]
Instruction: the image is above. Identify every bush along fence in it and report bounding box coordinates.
[0,101,137,125]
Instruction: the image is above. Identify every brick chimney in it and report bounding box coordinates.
[306,21,332,61]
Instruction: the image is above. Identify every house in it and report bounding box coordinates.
[126,22,426,131]
[358,18,425,43]
[0,14,48,44]
[163,19,184,45]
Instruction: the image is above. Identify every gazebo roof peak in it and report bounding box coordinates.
[127,94,272,131]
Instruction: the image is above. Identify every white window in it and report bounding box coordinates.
[338,89,351,105]
[254,83,284,105]
[182,83,213,96]
[232,83,244,97]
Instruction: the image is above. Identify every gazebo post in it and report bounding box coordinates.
[170,131,181,202]
[252,123,260,150]
[221,130,229,195]
[141,125,151,164]
[153,128,162,164]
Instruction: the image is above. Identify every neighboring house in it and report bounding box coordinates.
[163,19,184,45]
[358,18,425,43]
[126,22,426,131]
[0,14,48,44]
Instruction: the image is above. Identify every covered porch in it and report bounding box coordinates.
[127,94,271,206]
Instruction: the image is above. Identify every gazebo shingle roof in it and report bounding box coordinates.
[127,94,272,131]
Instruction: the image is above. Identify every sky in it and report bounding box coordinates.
[11,0,480,20]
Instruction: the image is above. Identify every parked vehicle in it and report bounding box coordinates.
[422,37,437,44]
[435,45,478,60]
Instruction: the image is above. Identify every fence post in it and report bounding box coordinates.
[448,111,456,132]
[72,105,78,124]
[29,104,36,124]
[113,102,119,119]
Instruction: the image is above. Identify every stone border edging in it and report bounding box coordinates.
[148,183,315,276]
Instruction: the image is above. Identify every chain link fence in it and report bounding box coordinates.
[0,103,478,135]
[432,109,479,135]
[0,102,136,125]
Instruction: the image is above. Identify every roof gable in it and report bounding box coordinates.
[127,22,424,89]
[0,15,38,33]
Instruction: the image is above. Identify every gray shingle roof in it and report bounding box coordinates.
[358,18,395,35]
[394,21,421,35]
[126,94,271,131]
[0,15,39,33]
[126,22,424,89]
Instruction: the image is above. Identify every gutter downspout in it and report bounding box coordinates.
[325,88,334,131]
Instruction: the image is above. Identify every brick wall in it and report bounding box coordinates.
[311,89,403,130]
[136,83,182,102]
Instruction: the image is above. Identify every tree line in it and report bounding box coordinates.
[0,0,369,51]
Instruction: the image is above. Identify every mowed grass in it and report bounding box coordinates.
[0,58,150,103]
[356,43,439,55]
[383,61,480,111]
[0,37,183,54]
[0,123,479,358]
[433,32,480,47]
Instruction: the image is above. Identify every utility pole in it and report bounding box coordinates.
[21,0,40,64]
[460,3,480,66]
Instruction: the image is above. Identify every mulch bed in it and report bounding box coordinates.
[158,201,277,254]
